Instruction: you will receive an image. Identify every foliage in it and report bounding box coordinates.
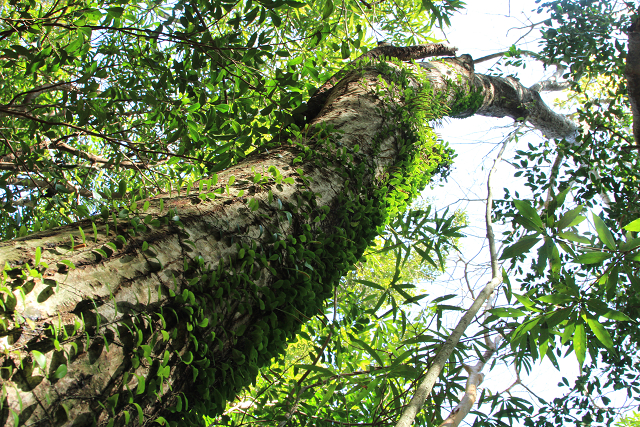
[354,203,467,294]
[476,1,640,425]
[0,0,461,239]
[207,204,469,427]
[617,412,640,427]
[2,0,640,426]
[0,0,466,425]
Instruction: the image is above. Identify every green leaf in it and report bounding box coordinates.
[118,179,127,197]
[586,317,613,349]
[488,308,527,317]
[136,375,146,395]
[592,213,616,250]
[294,364,334,377]
[499,235,540,260]
[353,279,385,290]
[65,36,84,54]
[106,393,119,409]
[340,41,350,59]
[414,246,438,268]
[60,259,76,270]
[353,338,384,366]
[317,382,338,407]
[573,252,611,264]
[269,10,282,27]
[537,294,574,305]
[134,403,144,424]
[556,206,585,230]
[94,248,108,259]
[248,198,259,211]
[514,200,544,229]
[587,300,630,321]
[235,324,247,336]
[573,321,586,367]
[322,0,334,19]
[605,265,619,300]
[621,237,640,251]
[31,350,46,370]
[558,231,591,244]
[53,364,67,379]
[623,218,640,232]
[513,293,540,311]
[561,321,575,344]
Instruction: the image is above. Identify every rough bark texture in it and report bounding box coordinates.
[627,16,640,150]
[0,52,573,427]
[301,43,458,127]
[437,337,500,427]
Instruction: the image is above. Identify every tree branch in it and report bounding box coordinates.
[394,276,501,427]
[474,49,541,65]
[6,81,78,107]
[625,15,640,152]
[529,65,571,93]
[3,177,98,200]
[304,43,458,125]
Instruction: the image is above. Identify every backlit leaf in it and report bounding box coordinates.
[499,235,540,260]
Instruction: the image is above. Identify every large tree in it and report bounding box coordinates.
[1,0,639,426]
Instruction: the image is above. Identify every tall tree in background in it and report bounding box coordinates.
[0,0,639,426]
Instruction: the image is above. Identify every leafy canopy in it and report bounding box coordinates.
[0,0,461,239]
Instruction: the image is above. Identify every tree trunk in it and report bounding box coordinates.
[0,54,572,426]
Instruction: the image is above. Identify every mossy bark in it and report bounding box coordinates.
[0,56,573,426]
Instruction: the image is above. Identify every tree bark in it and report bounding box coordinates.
[627,16,640,151]
[0,53,574,426]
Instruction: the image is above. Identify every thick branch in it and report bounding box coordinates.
[473,74,578,140]
[303,43,458,125]
[626,16,640,151]
[529,65,571,92]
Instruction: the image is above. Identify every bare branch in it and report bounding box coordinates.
[7,81,78,107]
[3,177,97,199]
[394,275,501,427]
[474,49,540,65]
[530,65,571,93]
[0,133,164,171]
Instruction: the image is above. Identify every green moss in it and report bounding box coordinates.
[6,54,459,427]
[166,56,458,426]
[171,57,455,425]
[449,81,484,117]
